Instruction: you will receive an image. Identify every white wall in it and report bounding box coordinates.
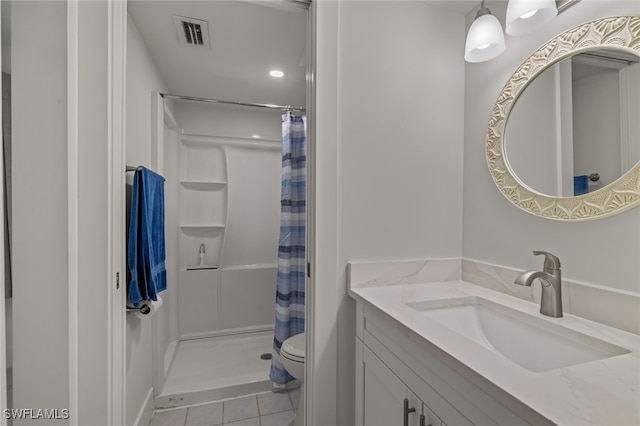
[11,2,69,421]
[314,2,466,424]
[222,146,280,268]
[125,13,170,426]
[173,102,281,139]
[463,1,640,294]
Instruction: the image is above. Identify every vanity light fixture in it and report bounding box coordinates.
[505,0,558,36]
[464,0,506,63]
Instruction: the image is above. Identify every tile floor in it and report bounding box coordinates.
[150,388,300,426]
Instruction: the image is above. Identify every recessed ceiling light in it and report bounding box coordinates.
[251,134,261,139]
[269,70,284,78]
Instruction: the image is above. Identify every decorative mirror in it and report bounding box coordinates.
[486,16,640,221]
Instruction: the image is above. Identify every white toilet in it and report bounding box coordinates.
[280,332,306,426]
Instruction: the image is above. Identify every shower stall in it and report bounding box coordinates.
[153,97,286,408]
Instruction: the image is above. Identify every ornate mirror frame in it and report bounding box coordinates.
[486,16,640,221]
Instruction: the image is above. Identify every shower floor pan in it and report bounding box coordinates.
[155,331,275,408]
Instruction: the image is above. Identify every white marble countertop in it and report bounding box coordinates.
[349,280,640,425]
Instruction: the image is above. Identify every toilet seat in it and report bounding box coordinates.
[281,351,304,364]
[281,332,305,361]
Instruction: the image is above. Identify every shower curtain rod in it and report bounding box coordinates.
[160,93,306,112]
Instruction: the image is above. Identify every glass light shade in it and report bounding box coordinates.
[506,0,558,36]
[464,13,506,63]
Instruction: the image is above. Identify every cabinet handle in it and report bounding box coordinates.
[403,398,416,426]
[420,413,432,426]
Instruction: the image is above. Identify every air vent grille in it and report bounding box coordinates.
[173,15,211,48]
[182,21,204,45]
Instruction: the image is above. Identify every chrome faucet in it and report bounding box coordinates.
[514,251,563,318]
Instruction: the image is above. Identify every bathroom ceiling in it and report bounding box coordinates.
[127,1,478,109]
[128,0,309,108]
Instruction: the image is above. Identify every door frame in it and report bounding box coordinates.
[0,2,7,424]
[67,1,127,424]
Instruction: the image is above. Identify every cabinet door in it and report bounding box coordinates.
[361,345,420,426]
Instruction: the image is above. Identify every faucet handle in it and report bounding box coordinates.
[533,250,561,270]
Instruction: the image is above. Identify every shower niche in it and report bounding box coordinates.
[178,141,227,272]
[177,140,228,337]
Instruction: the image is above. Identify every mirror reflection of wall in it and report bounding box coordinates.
[572,51,640,193]
[505,49,640,197]
[505,60,568,196]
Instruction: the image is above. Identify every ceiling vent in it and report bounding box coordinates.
[173,15,211,48]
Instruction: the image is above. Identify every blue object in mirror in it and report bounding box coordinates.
[574,175,588,196]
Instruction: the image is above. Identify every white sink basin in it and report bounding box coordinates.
[406,296,629,372]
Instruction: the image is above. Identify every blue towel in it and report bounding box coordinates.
[128,166,167,307]
[574,175,588,196]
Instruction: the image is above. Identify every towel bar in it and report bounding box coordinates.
[125,165,165,181]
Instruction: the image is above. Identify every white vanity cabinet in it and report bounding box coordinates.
[358,343,447,426]
[355,302,550,426]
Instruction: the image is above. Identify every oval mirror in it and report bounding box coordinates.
[487,16,640,220]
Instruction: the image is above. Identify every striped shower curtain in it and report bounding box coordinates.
[270,113,307,385]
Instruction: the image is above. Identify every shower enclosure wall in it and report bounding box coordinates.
[154,98,283,407]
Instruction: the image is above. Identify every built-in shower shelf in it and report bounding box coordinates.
[180,181,227,191]
[180,225,225,236]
